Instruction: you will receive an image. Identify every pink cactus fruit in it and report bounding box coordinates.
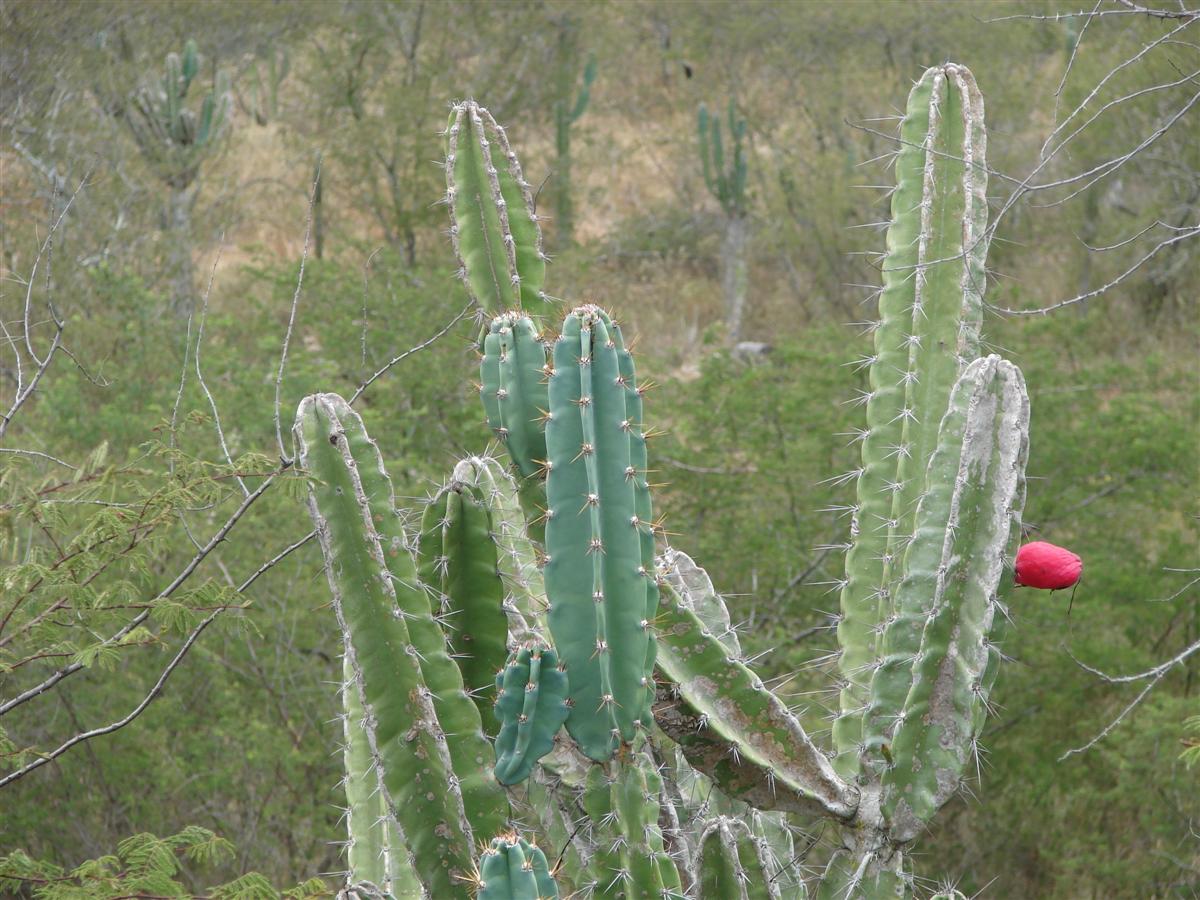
[1014,541,1083,590]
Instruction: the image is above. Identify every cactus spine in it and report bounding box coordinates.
[298,65,1031,899]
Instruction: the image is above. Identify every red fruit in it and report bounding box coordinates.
[1014,541,1082,590]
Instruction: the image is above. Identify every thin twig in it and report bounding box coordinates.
[0,528,314,788]
[274,161,321,464]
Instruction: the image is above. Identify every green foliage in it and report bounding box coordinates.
[0,827,326,899]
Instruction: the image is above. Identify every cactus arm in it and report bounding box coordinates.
[451,456,546,637]
[654,584,857,820]
[446,102,548,320]
[880,357,1029,841]
[417,483,510,737]
[833,63,988,780]
[608,313,660,729]
[480,314,550,482]
[478,837,560,900]
[294,394,476,898]
[326,408,510,843]
[493,644,571,785]
[697,818,768,900]
[342,655,391,891]
[545,307,654,761]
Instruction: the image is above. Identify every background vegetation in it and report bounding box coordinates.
[1,1,1196,897]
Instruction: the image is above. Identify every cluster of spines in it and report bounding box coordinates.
[444,101,551,321]
[831,62,990,782]
[544,305,658,762]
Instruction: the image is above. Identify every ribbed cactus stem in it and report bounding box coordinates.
[450,455,546,640]
[880,356,1029,841]
[476,835,560,900]
[295,393,487,898]
[480,312,552,540]
[417,480,511,736]
[833,62,989,780]
[654,582,857,820]
[342,655,391,892]
[544,305,657,762]
[445,101,549,320]
[696,817,779,900]
[493,643,570,785]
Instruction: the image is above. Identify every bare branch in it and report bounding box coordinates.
[0,527,314,789]
[274,160,321,464]
[1060,636,1200,760]
[347,299,474,406]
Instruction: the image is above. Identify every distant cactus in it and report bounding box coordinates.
[239,46,289,126]
[699,100,751,341]
[551,32,597,249]
[122,39,231,190]
[299,63,1032,899]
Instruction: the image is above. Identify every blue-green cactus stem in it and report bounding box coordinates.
[480,313,551,481]
[294,393,477,898]
[544,305,656,762]
[493,642,571,785]
[417,481,511,735]
[477,835,560,900]
[445,101,550,320]
[832,62,989,780]
[880,356,1029,842]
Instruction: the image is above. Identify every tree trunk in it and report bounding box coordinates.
[166,185,196,318]
[721,213,749,342]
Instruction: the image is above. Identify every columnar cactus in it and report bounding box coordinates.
[698,100,751,341]
[123,39,231,190]
[445,101,551,322]
[297,63,1032,900]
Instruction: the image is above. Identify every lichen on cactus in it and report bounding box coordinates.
[544,305,658,762]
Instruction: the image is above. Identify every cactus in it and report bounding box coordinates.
[493,642,571,785]
[123,39,231,190]
[417,480,511,733]
[298,64,1033,899]
[698,100,751,341]
[551,19,597,248]
[445,101,551,322]
[544,305,657,762]
[475,835,559,900]
[831,62,988,783]
[242,45,289,126]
